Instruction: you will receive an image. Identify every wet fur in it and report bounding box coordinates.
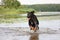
[27,11,39,32]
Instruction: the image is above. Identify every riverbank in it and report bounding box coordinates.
[0,15,60,23]
[0,12,60,23]
[0,6,34,18]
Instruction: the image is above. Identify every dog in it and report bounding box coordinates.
[27,11,39,32]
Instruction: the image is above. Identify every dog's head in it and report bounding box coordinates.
[27,11,35,18]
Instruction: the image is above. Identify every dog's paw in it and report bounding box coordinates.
[30,30,34,33]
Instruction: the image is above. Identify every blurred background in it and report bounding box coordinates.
[0,0,60,28]
[0,0,60,40]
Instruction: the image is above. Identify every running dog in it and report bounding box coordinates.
[27,11,39,32]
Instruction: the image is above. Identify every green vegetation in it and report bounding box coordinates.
[2,0,21,8]
[0,0,60,23]
[24,4,60,12]
[0,0,34,19]
[0,0,60,19]
[0,6,35,19]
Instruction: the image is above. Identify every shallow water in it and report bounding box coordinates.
[0,12,60,40]
[0,34,60,40]
[0,20,60,40]
[0,20,60,29]
[0,27,60,40]
[1,34,60,40]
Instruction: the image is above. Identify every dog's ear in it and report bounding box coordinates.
[31,11,35,13]
[26,11,30,13]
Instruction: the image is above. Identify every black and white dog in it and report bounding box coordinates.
[27,11,39,32]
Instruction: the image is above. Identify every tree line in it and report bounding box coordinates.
[24,4,60,12]
[1,0,21,8]
[1,0,60,12]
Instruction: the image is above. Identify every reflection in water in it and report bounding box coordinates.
[30,33,39,40]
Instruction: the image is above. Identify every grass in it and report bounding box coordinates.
[0,6,35,19]
[0,6,60,23]
[0,6,35,23]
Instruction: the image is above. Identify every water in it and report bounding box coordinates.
[0,20,60,29]
[0,12,60,28]
[0,27,60,40]
[0,19,60,40]
[1,34,60,40]
[20,12,60,16]
[0,12,60,40]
